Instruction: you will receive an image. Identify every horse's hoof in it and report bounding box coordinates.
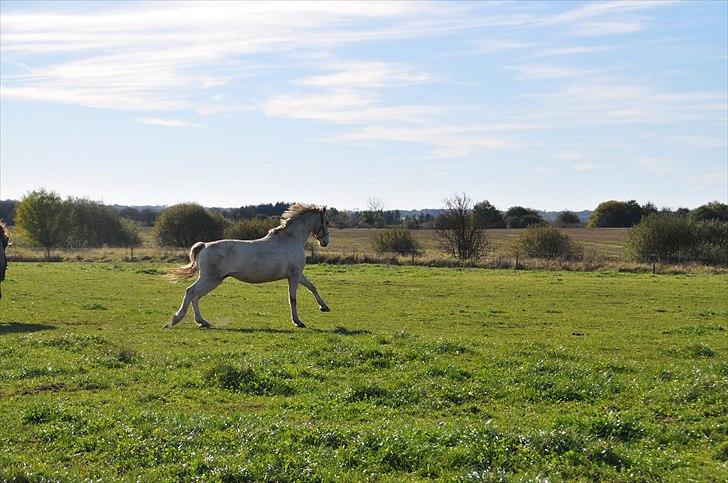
[294,322,306,328]
[196,321,212,329]
[320,306,330,312]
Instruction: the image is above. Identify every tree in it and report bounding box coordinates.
[473,200,505,228]
[588,200,647,227]
[154,203,225,247]
[690,201,728,223]
[14,189,73,259]
[437,193,489,260]
[504,206,545,228]
[555,210,581,227]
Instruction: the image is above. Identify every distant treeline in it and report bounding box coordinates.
[3,193,726,232]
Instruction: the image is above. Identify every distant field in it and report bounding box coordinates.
[6,226,630,262]
[0,263,726,480]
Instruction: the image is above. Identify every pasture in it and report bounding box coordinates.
[6,226,632,265]
[0,262,726,480]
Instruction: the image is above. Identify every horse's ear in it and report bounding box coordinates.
[322,206,327,214]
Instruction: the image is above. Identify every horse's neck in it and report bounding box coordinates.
[283,214,315,245]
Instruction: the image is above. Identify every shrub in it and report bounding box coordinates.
[224,217,278,240]
[515,225,583,260]
[371,228,422,256]
[154,203,225,247]
[67,198,141,248]
[627,214,728,265]
[626,215,696,263]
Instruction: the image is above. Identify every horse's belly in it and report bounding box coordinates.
[229,264,286,283]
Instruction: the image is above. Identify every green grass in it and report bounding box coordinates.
[0,263,726,480]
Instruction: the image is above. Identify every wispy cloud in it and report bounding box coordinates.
[508,63,596,80]
[533,45,613,57]
[135,117,203,128]
[634,158,671,175]
[570,162,604,171]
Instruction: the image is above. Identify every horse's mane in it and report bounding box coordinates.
[0,221,8,246]
[269,203,322,234]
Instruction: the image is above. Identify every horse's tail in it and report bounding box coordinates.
[168,242,206,281]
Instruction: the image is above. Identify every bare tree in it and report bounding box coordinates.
[366,197,386,213]
[437,193,489,260]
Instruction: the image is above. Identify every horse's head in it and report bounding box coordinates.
[311,207,330,247]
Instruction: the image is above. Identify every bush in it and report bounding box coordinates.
[371,228,422,256]
[67,198,141,248]
[224,217,278,240]
[515,225,583,260]
[627,215,727,265]
[154,203,225,247]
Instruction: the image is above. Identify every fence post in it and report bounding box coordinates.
[652,256,656,274]
[411,247,415,264]
[515,251,519,270]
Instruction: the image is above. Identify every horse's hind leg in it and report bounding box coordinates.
[288,273,306,328]
[190,276,224,328]
[167,281,197,328]
[299,274,330,312]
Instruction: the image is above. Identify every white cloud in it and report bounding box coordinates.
[508,63,595,80]
[297,62,430,88]
[570,162,603,171]
[634,158,671,175]
[534,45,613,57]
[335,125,509,157]
[135,117,203,128]
[571,21,642,36]
[553,150,584,161]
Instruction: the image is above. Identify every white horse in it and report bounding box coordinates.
[166,203,331,329]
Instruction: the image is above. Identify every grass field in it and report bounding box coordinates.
[6,226,631,263]
[0,262,726,480]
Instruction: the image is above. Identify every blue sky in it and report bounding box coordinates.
[1,0,726,211]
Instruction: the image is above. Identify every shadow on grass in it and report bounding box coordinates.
[219,325,371,336]
[0,322,56,335]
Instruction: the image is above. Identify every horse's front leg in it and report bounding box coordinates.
[299,273,330,312]
[287,273,306,328]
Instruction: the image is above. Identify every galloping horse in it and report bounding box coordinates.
[0,221,10,299]
[166,203,331,329]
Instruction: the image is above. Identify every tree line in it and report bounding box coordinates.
[7,189,727,265]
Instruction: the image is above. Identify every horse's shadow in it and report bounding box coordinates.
[219,325,371,336]
[0,322,56,335]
